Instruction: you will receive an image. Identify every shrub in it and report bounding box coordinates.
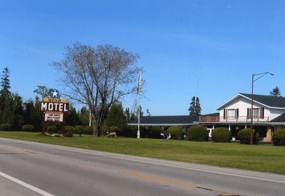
[187,125,208,141]
[22,125,34,132]
[112,126,123,136]
[104,126,120,135]
[62,131,73,137]
[256,133,260,144]
[65,126,74,132]
[122,126,137,138]
[84,126,93,135]
[1,124,11,131]
[101,125,108,136]
[147,127,163,139]
[238,128,259,144]
[119,126,147,138]
[73,126,84,135]
[212,127,232,142]
[167,126,184,140]
[272,129,285,146]
[65,126,74,133]
[47,125,58,134]
[138,126,148,138]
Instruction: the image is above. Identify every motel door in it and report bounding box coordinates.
[271,126,274,137]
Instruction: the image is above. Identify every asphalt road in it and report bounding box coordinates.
[0,137,284,196]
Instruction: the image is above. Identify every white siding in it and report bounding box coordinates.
[219,97,280,122]
[269,109,285,120]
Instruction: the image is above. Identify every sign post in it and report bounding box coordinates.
[39,89,69,135]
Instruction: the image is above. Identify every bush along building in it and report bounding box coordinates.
[128,93,285,141]
[128,115,199,138]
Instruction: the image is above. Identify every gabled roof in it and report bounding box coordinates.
[216,93,285,110]
[270,113,285,122]
[128,115,199,126]
[240,93,285,108]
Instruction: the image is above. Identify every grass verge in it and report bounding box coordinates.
[0,131,285,175]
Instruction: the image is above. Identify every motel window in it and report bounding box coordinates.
[227,109,236,117]
[225,109,239,119]
[253,108,259,118]
[247,107,264,119]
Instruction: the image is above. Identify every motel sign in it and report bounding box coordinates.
[39,102,69,112]
[39,89,69,135]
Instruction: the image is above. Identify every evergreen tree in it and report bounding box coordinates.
[65,105,81,126]
[188,96,202,115]
[130,113,137,122]
[124,108,131,123]
[23,99,41,130]
[0,67,12,124]
[11,94,24,130]
[195,97,202,115]
[146,109,151,116]
[2,97,13,124]
[0,67,11,99]
[188,96,196,116]
[79,106,89,125]
[105,103,127,129]
[33,96,42,130]
[270,86,281,97]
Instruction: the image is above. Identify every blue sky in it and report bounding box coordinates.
[1,0,284,116]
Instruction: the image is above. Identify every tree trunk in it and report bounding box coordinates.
[92,116,98,137]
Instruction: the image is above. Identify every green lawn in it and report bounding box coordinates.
[1,131,285,175]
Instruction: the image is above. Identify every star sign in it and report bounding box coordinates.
[50,89,60,98]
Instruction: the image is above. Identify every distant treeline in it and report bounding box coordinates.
[0,67,140,132]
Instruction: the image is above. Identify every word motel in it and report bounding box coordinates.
[39,102,69,112]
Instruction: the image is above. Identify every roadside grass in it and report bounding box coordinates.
[1,131,285,175]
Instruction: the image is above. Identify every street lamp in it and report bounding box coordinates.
[251,72,274,144]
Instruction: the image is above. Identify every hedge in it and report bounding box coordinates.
[65,126,74,133]
[47,125,58,134]
[167,126,184,140]
[62,131,73,137]
[146,127,163,139]
[238,128,259,144]
[100,125,109,136]
[120,126,137,138]
[1,124,11,131]
[187,125,208,141]
[22,125,34,132]
[73,126,84,135]
[272,129,285,146]
[104,126,120,135]
[212,127,231,142]
[84,126,93,135]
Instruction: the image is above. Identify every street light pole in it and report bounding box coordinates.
[251,74,254,145]
[250,72,274,145]
[137,70,141,139]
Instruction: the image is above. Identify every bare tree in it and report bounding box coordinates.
[33,86,53,99]
[51,42,141,136]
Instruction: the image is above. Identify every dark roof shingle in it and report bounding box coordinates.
[129,115,199,125]
[240,93,285,108]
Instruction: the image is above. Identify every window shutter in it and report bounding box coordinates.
[261,107,264,119]
[223,109,225,119]
[247,108,250,119]
[236,109,239,119]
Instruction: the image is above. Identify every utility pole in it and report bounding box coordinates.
[250,72,274,144]
[137,70,141,139]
